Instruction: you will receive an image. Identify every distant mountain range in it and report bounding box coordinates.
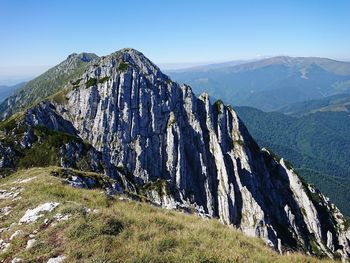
[164,59,255,72]
[0,82,25,103]
[279,93,350,116]
[168,56,350,111]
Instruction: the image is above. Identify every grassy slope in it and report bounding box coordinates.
[0,167,333,263]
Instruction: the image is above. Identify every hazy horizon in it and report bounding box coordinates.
[1,53,350,86]
[1,0,350,84]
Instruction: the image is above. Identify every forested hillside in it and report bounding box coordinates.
[236,106,350,216]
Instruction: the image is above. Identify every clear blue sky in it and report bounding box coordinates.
[1,0,350,75]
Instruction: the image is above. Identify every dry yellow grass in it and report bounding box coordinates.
[0,167,335,262]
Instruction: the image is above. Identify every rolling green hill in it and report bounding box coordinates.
[279,94,350,116]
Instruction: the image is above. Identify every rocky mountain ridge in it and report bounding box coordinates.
[0,52,98,119]
[0,48,349,259]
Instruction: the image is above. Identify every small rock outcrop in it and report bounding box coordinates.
[46,256,66,263]
[9,230,25,241]
[19,202,60,224]
[26,239,36,250]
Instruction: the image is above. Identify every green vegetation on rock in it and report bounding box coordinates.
[98,76,110,84]
[0,120,96,172]
[118,62,129,72]
[85,76,110,88]
[214,99,223,112]
[141,179,171,197]
[86,78,97,88]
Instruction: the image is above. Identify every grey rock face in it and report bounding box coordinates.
[64,174,97,189]
[9,49,350,259]
[0,143,16,169]
[20,129,35,149]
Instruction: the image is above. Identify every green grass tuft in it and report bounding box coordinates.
[86,78,97,88]
[100,218,124,236]
[214,99,223,112]
[98,76,110,84]
[118,62,128,72]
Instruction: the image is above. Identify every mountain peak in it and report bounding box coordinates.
[66,52,99,62]
[117,47,144,56]
[94,48,165,79]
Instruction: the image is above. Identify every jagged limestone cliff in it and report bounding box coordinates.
[0,49,349,259]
